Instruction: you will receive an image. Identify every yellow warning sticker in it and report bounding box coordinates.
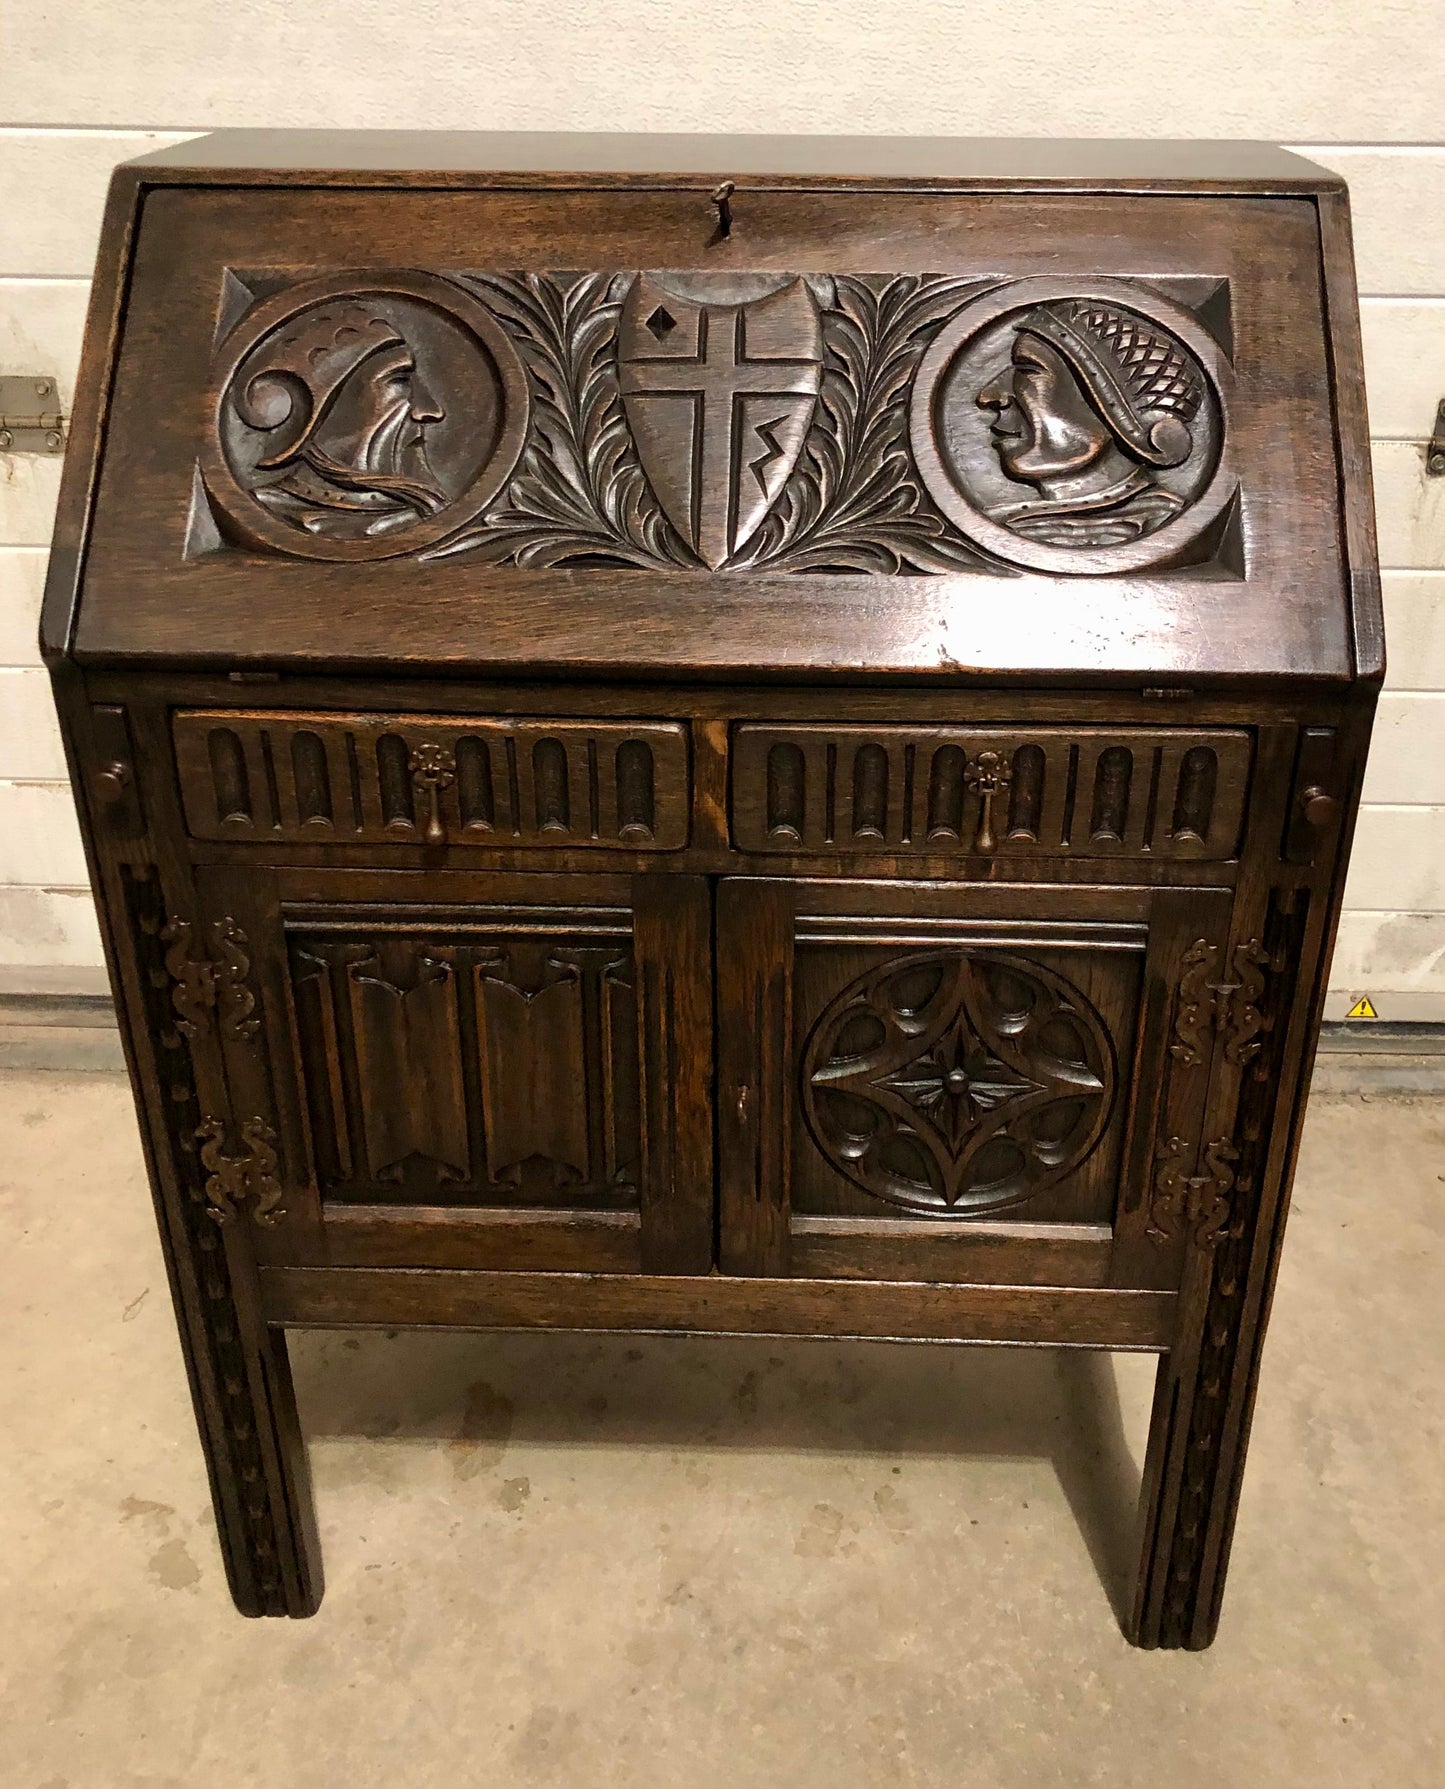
[1344,996,1379,1020]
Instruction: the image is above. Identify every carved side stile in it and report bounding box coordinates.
[122,864,302,1615]
[1137,886,1312,1648]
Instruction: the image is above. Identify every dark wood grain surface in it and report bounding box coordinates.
[124,131,1339,187]
[46,133,1380,1648]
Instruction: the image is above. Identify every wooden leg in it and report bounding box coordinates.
[1129,1216,1270,1649]
[205,1234,323,1617]
[119,863,323,1617]
[161,1205,323,1618]
[1128,879,1322,1649]
[140,1107,322,1616]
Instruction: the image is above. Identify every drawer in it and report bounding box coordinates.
[731,723,1251,860]
[173,710,690,850]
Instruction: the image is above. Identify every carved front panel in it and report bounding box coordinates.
[286,920,640,1209]
[790,928,1141,1225]
[173,711,689,850]
[197,269,1236,578]
[733,724,1252,860]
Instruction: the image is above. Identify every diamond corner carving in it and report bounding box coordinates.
[801,948,1116,1216]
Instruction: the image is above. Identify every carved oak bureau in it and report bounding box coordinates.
[44,133,1381,1648]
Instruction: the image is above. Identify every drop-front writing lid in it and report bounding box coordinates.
[56,134,1371,683]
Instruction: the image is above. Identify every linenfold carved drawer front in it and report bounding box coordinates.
[732,724,1251,859]
[173,711,689,850]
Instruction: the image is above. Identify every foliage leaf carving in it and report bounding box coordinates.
[426,273,696,570]
[734,275,1000,574]
[428,271,1003,575]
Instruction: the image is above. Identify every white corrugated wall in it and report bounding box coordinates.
[1,1,1441,1010]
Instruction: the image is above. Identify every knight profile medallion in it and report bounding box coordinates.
[909,276,1234,576]
[202,270,530,562]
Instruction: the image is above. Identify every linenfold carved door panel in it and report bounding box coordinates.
[198,867,713,1274]
[717,878,1234,1288]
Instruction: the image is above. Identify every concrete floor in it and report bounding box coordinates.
[0,1073,1440,1789]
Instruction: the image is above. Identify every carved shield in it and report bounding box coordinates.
[619,274,823,569]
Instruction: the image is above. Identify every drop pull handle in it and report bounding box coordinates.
[407,743,456,847]
[965,750,1012,855]
[711,180,736,239]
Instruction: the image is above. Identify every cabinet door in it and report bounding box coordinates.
[196,867,713,1274]
[717,877,1233,1288]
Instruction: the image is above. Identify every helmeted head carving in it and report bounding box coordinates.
[979,300,1205,494]
[907,277,1228,565]
[234,304,447,533]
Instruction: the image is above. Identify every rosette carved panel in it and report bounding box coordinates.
[800,949,1118,1216]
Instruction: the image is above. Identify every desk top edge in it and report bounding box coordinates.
[120,131,1341,189]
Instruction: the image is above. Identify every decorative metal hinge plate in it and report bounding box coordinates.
[198,1116,284,1226]
[160,916,259,1043]
[1148,1135,1239,1249]
[1168,936,1273,1069]
[0,375,67,454]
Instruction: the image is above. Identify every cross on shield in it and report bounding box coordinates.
[619,273,824,569]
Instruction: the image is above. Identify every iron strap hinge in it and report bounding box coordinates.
[0,375,67,453]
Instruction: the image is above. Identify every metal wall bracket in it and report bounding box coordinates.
[1428,398,1445,477]
[0,375,67,453]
